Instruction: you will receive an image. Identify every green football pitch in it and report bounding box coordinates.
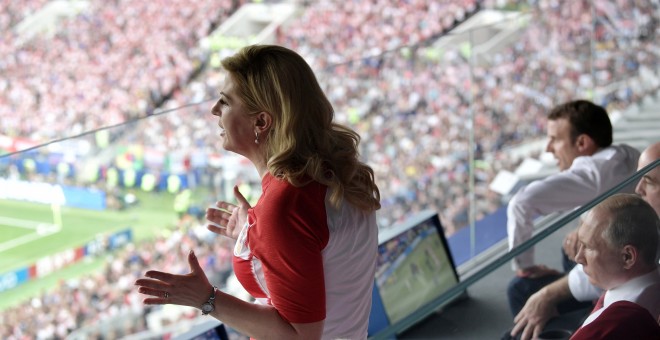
[0,192,179,310]
[377,235,458,324]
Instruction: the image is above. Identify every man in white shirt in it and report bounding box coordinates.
[506,100,640,316]
[508,142,660,340]
[507,100,640,275]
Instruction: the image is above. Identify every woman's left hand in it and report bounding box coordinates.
[206,185,251,240]
[134,250,213,309]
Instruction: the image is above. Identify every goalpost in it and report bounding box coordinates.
[51,202,63,228]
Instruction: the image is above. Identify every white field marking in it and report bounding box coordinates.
[0,216,42,230]
[0,217,61,253]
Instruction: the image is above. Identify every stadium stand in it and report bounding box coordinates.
[0,0,244,143]
[275,0,660,234]
[0,216,239,339]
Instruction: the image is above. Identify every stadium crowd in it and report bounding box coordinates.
[0,0,243,142]
[0,216,236,339]
[4,0,659,235]
[277,0,660,233]
[1,0,660,337]
[277,0,478,66]
[0,0,49,31]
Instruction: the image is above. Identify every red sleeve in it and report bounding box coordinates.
[570,301,660,340]
[249,177,330,323]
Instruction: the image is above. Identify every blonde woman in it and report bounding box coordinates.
[136,45,381,340]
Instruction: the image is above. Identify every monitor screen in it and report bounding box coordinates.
[368,210,461,337]
[172,320,229,340]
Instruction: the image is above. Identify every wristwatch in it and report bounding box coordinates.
[201,286,218,315]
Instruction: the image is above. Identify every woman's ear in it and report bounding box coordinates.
[254,111,273,134]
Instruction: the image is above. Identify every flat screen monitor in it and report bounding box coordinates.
[172,320,229,340]
[368,210,462,338]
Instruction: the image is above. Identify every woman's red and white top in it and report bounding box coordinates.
[233,173,378,339]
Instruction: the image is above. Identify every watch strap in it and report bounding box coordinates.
[201,285,218,315]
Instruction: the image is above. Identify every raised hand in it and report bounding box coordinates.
[206,185,251,240]
[135,250,213,309]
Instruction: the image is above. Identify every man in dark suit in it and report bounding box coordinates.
[569,193,659,339]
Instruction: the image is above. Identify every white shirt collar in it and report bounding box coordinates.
[604,268,660,307]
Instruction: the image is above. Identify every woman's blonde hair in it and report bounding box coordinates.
[221,45,380,211]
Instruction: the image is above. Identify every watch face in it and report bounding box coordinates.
[202,302,214,314]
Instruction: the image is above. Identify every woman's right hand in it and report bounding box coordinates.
[206,185,251,240]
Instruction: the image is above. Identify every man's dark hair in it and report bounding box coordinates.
[548,100,613,147]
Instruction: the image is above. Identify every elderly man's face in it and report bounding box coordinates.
[574,208,627,290]
[636,154,660,216]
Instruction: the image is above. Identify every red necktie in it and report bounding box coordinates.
[590,292,605,314]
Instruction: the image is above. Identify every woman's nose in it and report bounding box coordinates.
[211,102,220,116]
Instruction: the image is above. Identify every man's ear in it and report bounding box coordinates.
[621,245,638,270]
[575,134,597,155]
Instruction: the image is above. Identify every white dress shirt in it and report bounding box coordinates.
[506,144,640,270]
